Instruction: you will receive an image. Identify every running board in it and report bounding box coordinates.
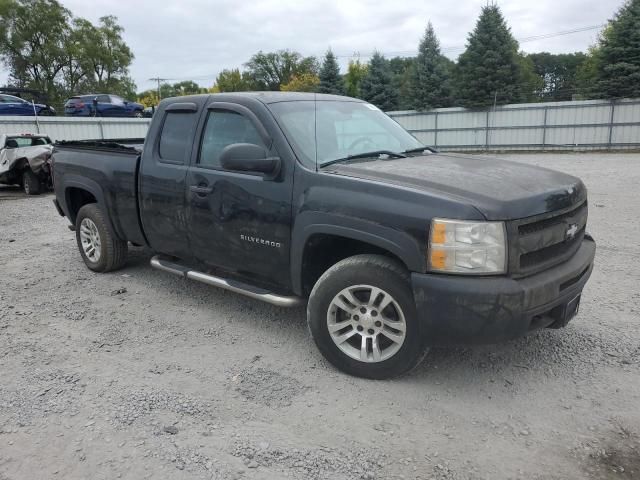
[150,255,303,308]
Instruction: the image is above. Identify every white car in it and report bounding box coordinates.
[0,133,54,195]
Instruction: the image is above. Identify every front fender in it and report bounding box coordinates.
[290,211,425,296]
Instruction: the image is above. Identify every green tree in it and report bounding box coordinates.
[317,49,344,95]
[516,53,544,103]
[575,46,601,99]
[389,56,415,110]
[0,1,136,104]
[245,50,318,91]
[455,5,524,108]
[280,73,320,92]
[82,15,134,94]
[344,59,367,98]
[172,80,204,95]
[594,0,640,98]
[411,22,453,110]
[0,0,71,105]
[360,52,398,111]
[60,18,93,96]
[213,68,253,92]
[527,52,588,101]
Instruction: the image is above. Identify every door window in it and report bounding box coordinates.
[158,112,197,164]
[198,110,265,169]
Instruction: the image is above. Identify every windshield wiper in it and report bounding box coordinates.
[402,146,438,155]
[320,150,406,168]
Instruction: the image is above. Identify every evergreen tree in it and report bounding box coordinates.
[455,5,523,108]
[595,0,640,98]
[360,52,398,111]
[389,56,416,110]
[317,49,344,95]
[411,22,452,110]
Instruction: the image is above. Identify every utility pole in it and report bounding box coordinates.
[148,77,168,101]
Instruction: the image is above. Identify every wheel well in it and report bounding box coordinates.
[66,187,97,223]
[300,234,407,296]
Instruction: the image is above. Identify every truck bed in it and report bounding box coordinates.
[52,138,147,246]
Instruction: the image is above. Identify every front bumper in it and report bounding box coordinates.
[412,236,596,345]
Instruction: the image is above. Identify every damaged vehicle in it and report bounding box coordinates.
[0,134,54,195]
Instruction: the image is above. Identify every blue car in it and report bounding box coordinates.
[0,94,56,116]
[64,94,144,118]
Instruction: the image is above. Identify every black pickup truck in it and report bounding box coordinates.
[52,92,595,379]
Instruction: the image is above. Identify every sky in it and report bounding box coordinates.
[0,0,627,93]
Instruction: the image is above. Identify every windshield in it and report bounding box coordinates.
[6,136,51,148]
[268,100,424,168]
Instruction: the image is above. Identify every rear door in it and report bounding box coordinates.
[139,101,203,259]
[95,94,115,116]
[185,101,293,290]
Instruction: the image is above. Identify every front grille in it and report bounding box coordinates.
[510,201,588,276]
[518,202,588,236]
[520,227,584,269]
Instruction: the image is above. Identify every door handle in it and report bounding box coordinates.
[190,185,213,195]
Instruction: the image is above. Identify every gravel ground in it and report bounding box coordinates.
[1,152,639,480]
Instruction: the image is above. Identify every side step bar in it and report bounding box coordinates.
[150,255,304,308]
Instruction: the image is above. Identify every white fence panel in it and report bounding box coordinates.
[1,98,639,151]
[389,98,640,151]
[0,116,151,142]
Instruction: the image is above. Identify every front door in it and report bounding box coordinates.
[185,104,292,290]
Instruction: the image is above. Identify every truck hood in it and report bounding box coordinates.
[327,153,586,220]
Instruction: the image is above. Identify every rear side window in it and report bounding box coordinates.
[158,112,196,164]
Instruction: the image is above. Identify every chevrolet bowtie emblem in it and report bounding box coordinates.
[566,223,578,240]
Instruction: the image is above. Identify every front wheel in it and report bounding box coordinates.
[75,204,128,272]
[307,254,428,379]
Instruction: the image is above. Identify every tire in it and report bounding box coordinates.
[307,254,428,379]
[75,203,128,272]
[134,111,143,118]
[22,169,40,195]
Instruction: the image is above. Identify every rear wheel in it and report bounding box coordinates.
[22,169,40,195]
[307,254,428,379]
[75,203,128,272]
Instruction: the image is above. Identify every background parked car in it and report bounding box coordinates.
[64,94,144,118]
[0,94,56,116]
[142,105,156,117]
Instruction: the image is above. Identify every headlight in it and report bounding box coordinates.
[428,218,507,274]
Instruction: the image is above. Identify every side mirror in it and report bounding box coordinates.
[219,143,280,176]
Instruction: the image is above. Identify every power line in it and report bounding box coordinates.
[148,77,169,99]
[334,24,606,58]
